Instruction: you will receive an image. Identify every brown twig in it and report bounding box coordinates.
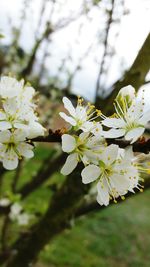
[31,129,150,154]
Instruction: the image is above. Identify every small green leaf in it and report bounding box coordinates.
[0,33,4,39]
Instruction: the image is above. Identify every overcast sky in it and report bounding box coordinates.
[0,0,150,107]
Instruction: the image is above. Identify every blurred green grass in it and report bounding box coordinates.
[39,190,150,267]
[1,145,150,267]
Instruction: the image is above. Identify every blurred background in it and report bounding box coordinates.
[0,0,150,267]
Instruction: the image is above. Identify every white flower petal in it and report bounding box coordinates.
[110,174,129,193]
[13,122,28,130]
[0,111,6,120]
[81,121,94,132]
[59,112,76,126]
[0,76,24,98]
[118,85,135,99]
[124,146,134,160]
[97,181,109,206]
[3,97,18,115]
[81,165,101,184]
[0,143,6,157]
[27,122,45,138]
[102,118,125,128]
[96,193,104,206]
[22,86,35,101]
[79,132,89,141]
[62,97,76,117]
[128,169,139,192]
[62,134,76,152]
[0,121,11,130]
[103,128,125,138]
[91,122,103,137]
[127,101,143,120]
[17,213,30,225]
[0,130,11,142]
[9,203,22,220]
[75,106,87,121]
[139,110,150,125]
[102,144,118,164]
[3,149,18,170]
[125,127,144,143]
[0,198,10,207]
[17,143,34,158]
[13,129,27,142]
[61,153,78,175]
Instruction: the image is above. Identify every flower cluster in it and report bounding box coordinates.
[60,85,149,206]
[0,198,31,226]
[0,76,149,208]
[0,76,45,170]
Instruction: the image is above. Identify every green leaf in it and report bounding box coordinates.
[0,33,4,39]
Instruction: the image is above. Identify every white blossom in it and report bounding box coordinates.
[59,97,102,132]
[17,213,30,226]
[0,76,24,98]
[9,202,30,225]
[0,76,45,137]
[61,132,106,175]
[102,87,150,143]
[0,198,10,207]
[81,145,140,206]
[9,203,22,220]
[117,85,135,100]
[0,129,34,170]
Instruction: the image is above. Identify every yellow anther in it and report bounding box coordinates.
[96,109,102,116]
[121,196,125,200]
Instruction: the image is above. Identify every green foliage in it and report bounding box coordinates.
[39,190,150,267]
[0,33,4,39]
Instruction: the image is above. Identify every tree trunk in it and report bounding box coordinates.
[6,167,89,267]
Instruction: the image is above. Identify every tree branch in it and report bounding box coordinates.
[95,0,115,99]
[75,177,150,218]
[31,129,150,154]
[17,153,64,199]
[97,33,150,114]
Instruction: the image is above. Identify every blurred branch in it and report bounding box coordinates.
[17,153,64,199]
[4,167,89,267]
[75,177,150,218]
[37,0,57,82]
[144,80,150,85]
[35,0,50,40]
[97,33,150,114]
[11,161,23,193]
[66,44,93,92]
[0,151,64,217]
[1,216,10,251]
[21,6,89,78]
[95,0,115,99]
[21,22,54,77]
